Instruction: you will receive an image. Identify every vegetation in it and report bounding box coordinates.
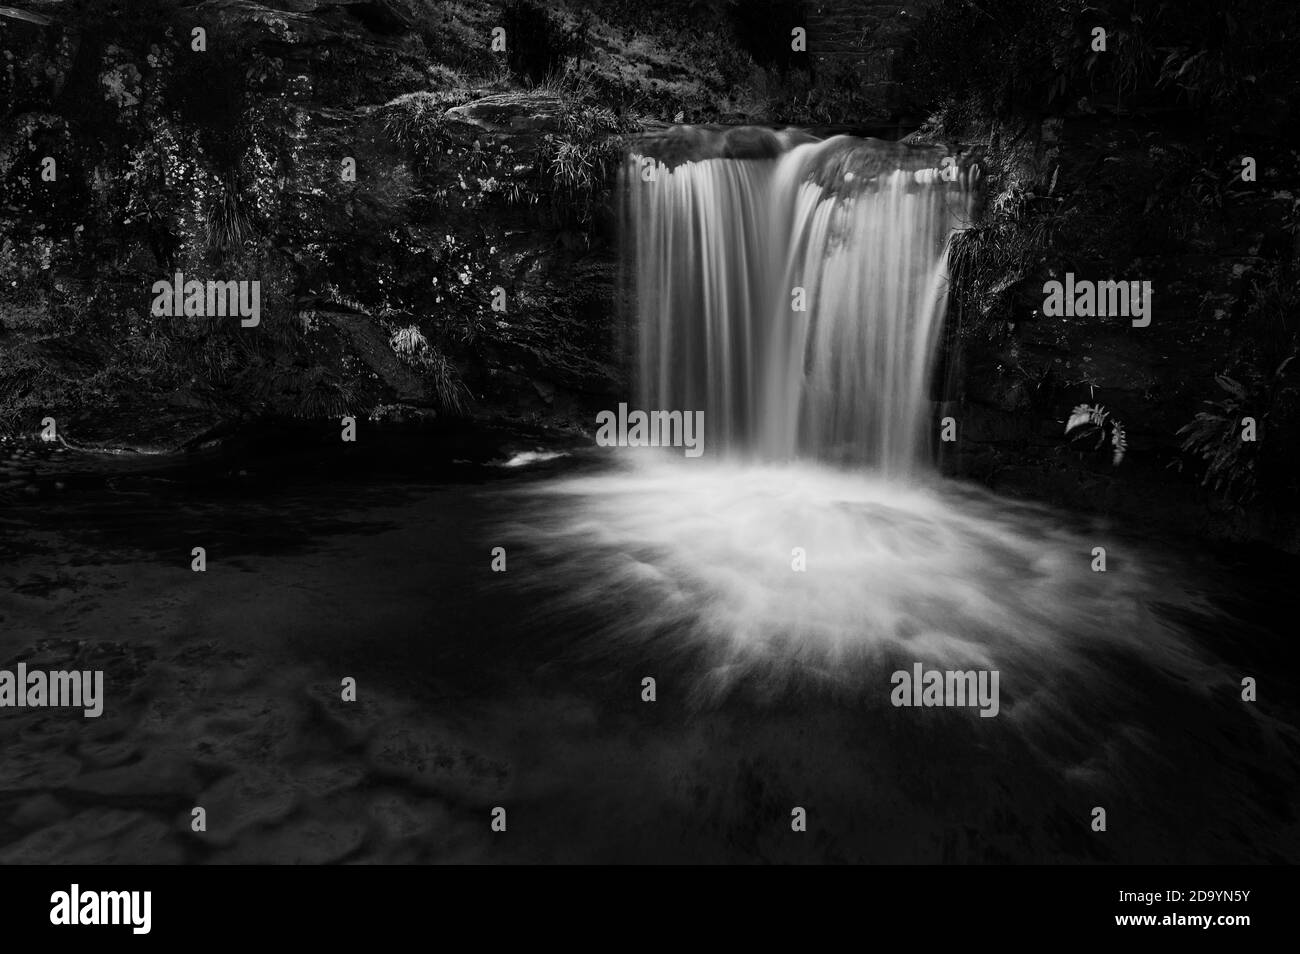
[1065,404,1127,467]
[907,0,1299,127]
[947,179,1055,336]
[390,324,471,414]
[539,77,630,226]
[1174,272,1300,505]
[908,0,1300,523]
[3,0,1296,541]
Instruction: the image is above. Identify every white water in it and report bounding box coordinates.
[506,133,1228,733]
[627,135,974,473]
[509,458,1219,715]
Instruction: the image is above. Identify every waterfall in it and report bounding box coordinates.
[501,128,1219,733]
[498,129,1223,792]
[624,130,976,475]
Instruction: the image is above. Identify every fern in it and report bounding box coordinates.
[387,323,472,415]
[1064,403,1127,466]
[1176,373,1262,502]
[1110,420,1127,467]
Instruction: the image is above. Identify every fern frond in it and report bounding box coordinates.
[1065,404,1093,432]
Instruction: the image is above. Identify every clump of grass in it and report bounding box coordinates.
[538,92,629,225]
[947,185,1051,334]
[380,89,468,168]
[389,323,472,414]
[205,171,251,254]
[389,323,428,358]
[425,347,472,415]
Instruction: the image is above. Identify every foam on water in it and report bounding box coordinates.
[505,134,1239,772]
[502,455,1240,783]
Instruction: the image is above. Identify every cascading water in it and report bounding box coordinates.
[503,128,1233,769]
[487,127,1295,862]
[626,131,976,473]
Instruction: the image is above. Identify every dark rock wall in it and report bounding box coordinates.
[806,0,931,117]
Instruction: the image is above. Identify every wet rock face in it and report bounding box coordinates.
[629,125,977,183]
[632,125,818,167]
[444,93,569,141]
[407,91,624,423]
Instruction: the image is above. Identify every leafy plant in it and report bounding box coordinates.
[380,90,467,170]
[1176,359,1293,503]
[538,96,627,226]
[1174,265,1300,505]
[389,324,428,358]
[205,171,252,254]
[1065,403,1127,466]
[947,182,1053,334]
[389,323,471,415]
[424,347,472,416]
